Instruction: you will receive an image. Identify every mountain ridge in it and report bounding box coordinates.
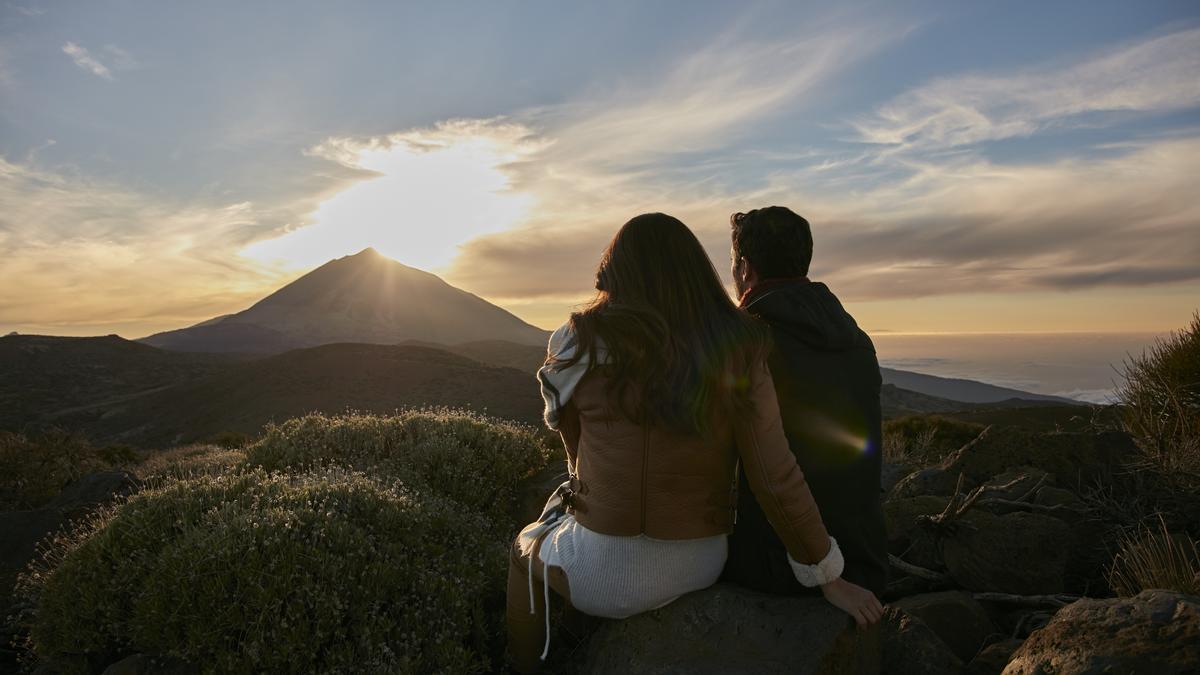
[140,248,549,352]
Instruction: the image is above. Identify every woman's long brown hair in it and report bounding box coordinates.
[550,213,769,436]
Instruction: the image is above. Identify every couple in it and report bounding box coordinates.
[507,207,888,671]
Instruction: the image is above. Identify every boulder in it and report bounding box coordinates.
[884,496,949,578]
[881,461,913,495]
[0,470,137,623]
[880,606,962,675]
[578,584,877,674]
[890,467,959,499]
[894,591,997,663]
[939,428,1135,491]
[965,639,1024,675]
[47,470,139,513]
[1003,590,1200,675]
[941,510,1070,594]
[102,653,197,674]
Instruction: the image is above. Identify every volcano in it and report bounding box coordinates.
[140,248,549,353]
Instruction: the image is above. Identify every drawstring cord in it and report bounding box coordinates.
[524,512,567,661]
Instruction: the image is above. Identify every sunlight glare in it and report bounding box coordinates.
[242,126,534,272]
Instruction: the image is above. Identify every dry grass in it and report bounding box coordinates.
[1107,515,1200,597]
[1116,311,1200,477]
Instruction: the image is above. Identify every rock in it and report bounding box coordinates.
[103,653,197,674]
[883,496,948,573]
[47,470,138,513]
[0,470,137,625]
[941,510,1070,594]
[940,428,1136,491]
[880,606,963,675]
[966,639,1024,675]
[881,461,913,495]
[894,591,997,663]
[1003,590,1200,675]
[578,584,877,674]
[890,466,959,499]
[884,495,950,544]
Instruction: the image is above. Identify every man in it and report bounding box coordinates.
[723,206,889,597]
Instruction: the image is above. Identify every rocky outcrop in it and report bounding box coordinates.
[880,606,962,675]
[579,584,877,674]
[966,639,1024,675]
[0,470,138,650]
[894,591,997,663]
[1002,590,1200,674]
[941,510,1071,594]
[890,428,1137,499]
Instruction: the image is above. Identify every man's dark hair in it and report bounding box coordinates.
[730,206,813,279]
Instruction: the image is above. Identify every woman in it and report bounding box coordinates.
[506,213,882,671]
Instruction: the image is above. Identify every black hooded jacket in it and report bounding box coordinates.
[723,279,889,595]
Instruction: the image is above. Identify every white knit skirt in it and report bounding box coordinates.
[537,515,727,619]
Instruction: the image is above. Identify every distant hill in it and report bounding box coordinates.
[879,367,1077,404]
[53,343,543,447]
[0,334,237,432]
[141,248,549,353]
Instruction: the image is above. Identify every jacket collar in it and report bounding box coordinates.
[738,276,810,309]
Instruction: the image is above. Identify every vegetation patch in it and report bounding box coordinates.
[0,429,132,510]
[882,415,986,467]
[243,409,551,533]
[19,467,502,674]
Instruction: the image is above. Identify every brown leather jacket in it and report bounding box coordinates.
[555,356,832,565]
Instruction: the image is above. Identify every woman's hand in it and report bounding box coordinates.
[819,577,884,628]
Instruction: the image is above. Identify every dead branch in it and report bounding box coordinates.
[888,553,948,583]
[972,592,1080,609]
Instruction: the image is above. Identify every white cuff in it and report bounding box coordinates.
[787,536,844,587]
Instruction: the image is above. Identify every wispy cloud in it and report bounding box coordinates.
[0,157,308,336]
[853,27,1200,151]
[62,42,112,79]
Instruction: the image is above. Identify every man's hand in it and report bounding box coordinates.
[819,577,884,627]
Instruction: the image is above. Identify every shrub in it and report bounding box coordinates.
[134,444,247,481]
[243,409,551,533]
[882,415,985,466]
[19,467,502,674]
[1107,515,1200,597]
[208,430,253,450]
[1117,311,1200,475]
[0,429,115,510]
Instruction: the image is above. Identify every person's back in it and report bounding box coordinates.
[507,212,883,672]
[723,206,889,596]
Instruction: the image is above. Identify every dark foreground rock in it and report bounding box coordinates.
[941,510,1070,595]
[965,638,1024,675]
[890,428,1137,498]
[1003,590,1200,674]
[894,591,997,663]
[579,584,877,674]
[880,606,962,675]
[1,470,138,668]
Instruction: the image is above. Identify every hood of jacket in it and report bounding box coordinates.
[741,279,873,352]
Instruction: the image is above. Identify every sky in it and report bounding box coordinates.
[1,1,1198,339]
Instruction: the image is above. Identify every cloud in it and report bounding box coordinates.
[440,20,905,300]
[62,42,113,79]
[853,27,1200,151]
[0,157,310,336]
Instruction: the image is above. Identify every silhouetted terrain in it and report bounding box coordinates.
[141,248,549,352]
[0,334,239,431]
[49,343,543,447]
[879,367,1075,404]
